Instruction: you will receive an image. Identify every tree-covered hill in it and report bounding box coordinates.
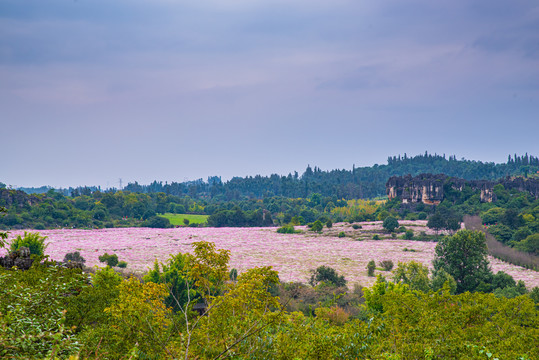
[121,152,538,200]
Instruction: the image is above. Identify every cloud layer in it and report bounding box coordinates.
[2,0,538,187]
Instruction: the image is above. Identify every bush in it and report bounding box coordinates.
[98,253,119,267]
[309,265,347,287]
[403,229,414,240]
[117,261,128,268]
[63,251,86,264]
[142,216,172,228]
[379,260,394,271]
[338,231,346,238]
[373,234,380,240]
[326,220,333,228]
[277,225,297,234]
[367,260,376,276]
[418,212,427,220]
[352,224,362,229]
[10,231,48,256]
[34,223,46,230]
[311,220,323,232]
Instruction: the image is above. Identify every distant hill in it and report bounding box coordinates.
[122,152,539,199]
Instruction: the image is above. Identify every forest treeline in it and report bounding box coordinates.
[13,152,539,200]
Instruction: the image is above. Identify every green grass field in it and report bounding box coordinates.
[160,213,209,226]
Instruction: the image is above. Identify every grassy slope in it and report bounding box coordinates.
[160,213,209,226]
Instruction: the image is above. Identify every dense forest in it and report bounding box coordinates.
[12,152,539,200]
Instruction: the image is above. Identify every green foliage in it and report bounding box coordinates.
[481,207,505,224]
[379,259,394,271]
[352,223,362,229]
[489,224,514,243]
[326,219,333,228]
[338,231,346,238]
[430,269,457,294]
[514,233,539,255]
[142,215,173,228]
[66,266,122,331]
[143,252,195,312]
[63,251,85,264]
[367,260,376,277]
[81,277,172,359]
[0,262,87,358]
[9,231,48,256]
[277,224,298,234]
[229,268,238,281]
[207,208,274,227]
[98,252,119,267]
[392,261,430,292]
[403,229,414,240]
[117,260,127,268]
[309,265,346,287]
[311,219,323,232]
[373,234,380,240]
[383,216,399,232]
[433,230,492,293]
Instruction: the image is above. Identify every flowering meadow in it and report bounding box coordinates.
[3,221,537,288]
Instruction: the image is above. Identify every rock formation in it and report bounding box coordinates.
[386,174,539,205]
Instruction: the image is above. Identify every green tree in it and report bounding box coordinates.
[427,212,445,234]
[367,260,376,277]
[98,253,119,267]
[382,216,399,233]
[433,230,492,294]
[309,265,346,287]
[311,220,323,232]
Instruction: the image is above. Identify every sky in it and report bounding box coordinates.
[1,0,538,189]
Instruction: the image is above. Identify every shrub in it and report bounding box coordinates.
[379,260,394,271]
[277,225,297,234]
[418,212,427,220]
[63,251,86,264]
[117,261,128,268]
[142,216,172,228]
[310,265,346,287]
[183,218,190,226]
[311,220,323,232]
[373,234,380,240]
[367,260,376,276]
[397,226,406,233]
[315,306,350,326]
[34,223,46,230]
[10,231,48,256]
[352,224,362,229]
[326,220,333,228]
[403,229,414,240]
[338,231,346,238]
[98,253,119,267]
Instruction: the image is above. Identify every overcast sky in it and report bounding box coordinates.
[1,0,538,189]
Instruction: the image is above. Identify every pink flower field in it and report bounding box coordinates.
[3,222,538,288]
